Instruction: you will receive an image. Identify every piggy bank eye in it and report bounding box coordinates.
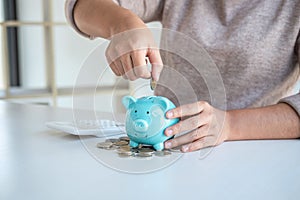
[134,110,137,113]
[146,111,149,114]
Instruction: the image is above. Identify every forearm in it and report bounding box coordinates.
[227,103,300,141]
[74,0,146,38]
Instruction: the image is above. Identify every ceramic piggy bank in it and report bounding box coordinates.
[122,95,179,151]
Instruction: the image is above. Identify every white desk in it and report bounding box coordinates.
[0,101,299,200]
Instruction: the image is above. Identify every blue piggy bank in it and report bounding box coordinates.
[122,95,179,151]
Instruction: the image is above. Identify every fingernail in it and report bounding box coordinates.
[165,141,171,149]
[167,111,173,118]
[166,129,173,136]
[182,145,189,152]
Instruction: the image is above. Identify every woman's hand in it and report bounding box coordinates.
[74,1,163,81]
[105,27,163,81]
[164,101,230,152]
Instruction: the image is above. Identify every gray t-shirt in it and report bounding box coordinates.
[65,0,300,114]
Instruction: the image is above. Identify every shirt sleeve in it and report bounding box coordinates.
[64,0,93,39]
[64,0,164,39]
[278,34,300,116]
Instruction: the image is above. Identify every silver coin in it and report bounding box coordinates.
[139,147,154,154]
[118,151,133,157]
[108,145,118,150]
[154,151,165,157]
[105,138,120,143]
[117,146,131,153]
[154,150,172,157]
[114,140,129,146]
[96,142,113,149]
[136,152,153,157]
[119,136,130,142]
[169,146,182,152]
[120,145,131,151]
[150,78,157,90]
[163,150,172,156]
[131,148,140,154]
[117,150,131,155]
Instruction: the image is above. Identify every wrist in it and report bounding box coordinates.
[109,9,147,37]
[224,110,235,141]
[74,0,147,39]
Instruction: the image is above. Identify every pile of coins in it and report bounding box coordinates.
[96,136,177,158]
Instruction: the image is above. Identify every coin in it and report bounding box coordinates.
[117,148,131,153]
[119,136,130,142]
[105,138,120,143]
[169,145,182,152]
[154,150,172,157]
[131,148,140,154]
[120,145,131,151]
[163,150,172,156]
[150,78,157,90]
[96,136,174,158]
[96,142,113,149]
[118,151,133,157]
[117,146,133,156]
[136,152,153,157]
[139,147,154,154]
[109,145,118,150]
[115,140,129,146]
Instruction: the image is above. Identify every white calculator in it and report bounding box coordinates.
[46,119,126,138]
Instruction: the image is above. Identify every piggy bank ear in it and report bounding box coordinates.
[122,96,136,109]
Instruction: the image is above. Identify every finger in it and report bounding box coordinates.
[122,74,128,80]
[120,55,137,81]
[134,65,151,79]
[148,49,163,81]
[164,125,210,149]
[109,61,121,76]
[116,60,125,75]
[106,53,121,76]
[181,136,216,152]
[166,101,208,119]
[165,114,208,136]
[131,52,151,79]
[116,59,127,77]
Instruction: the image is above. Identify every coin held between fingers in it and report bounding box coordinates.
[146,57,157,91]
[150,78,157,90]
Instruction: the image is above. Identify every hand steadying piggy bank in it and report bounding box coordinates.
[122,96,179,151]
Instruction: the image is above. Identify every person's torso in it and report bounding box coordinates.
[155,0,300,110]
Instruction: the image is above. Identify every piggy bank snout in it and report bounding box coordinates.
[133,119,149,132]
